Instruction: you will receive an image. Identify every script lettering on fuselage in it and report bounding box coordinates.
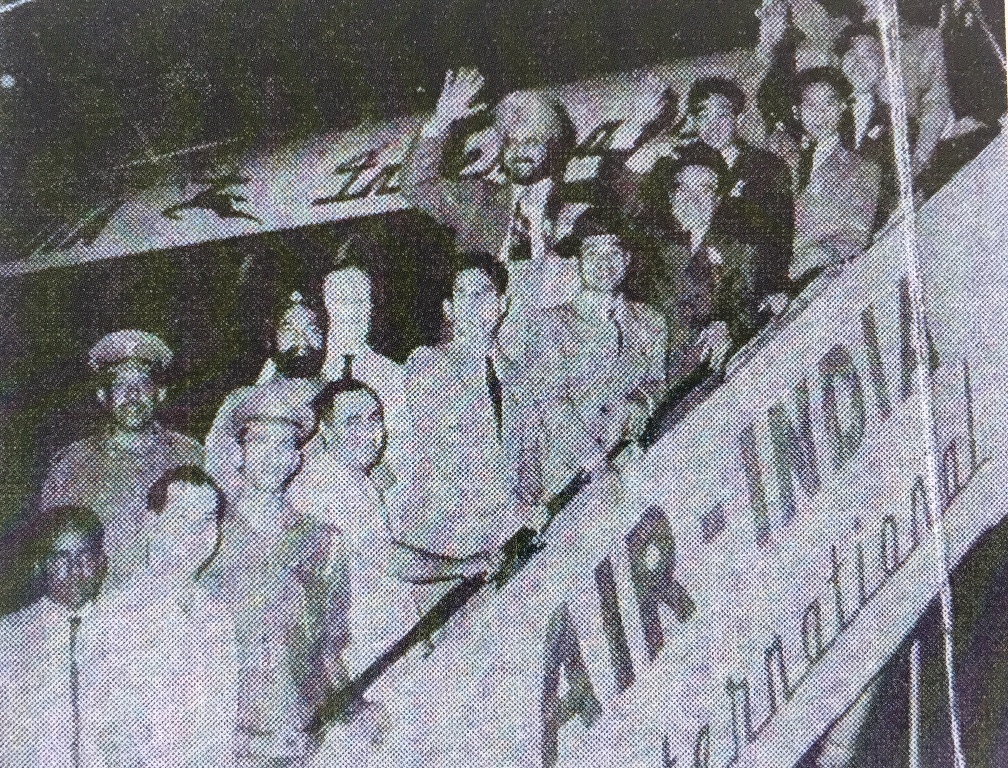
[538,274,986,767]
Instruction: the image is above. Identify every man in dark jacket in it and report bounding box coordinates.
[617,77,794,317]
[683,77,795,312]
[625,143,761,386]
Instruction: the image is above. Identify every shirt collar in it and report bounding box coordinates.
[813,133,841,166]
[102,421,166,453]
[513,177,554,219]
[40,595,98,625]
[256,357,278,385]
[722,144,740,169]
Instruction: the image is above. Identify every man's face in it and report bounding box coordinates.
[103,364,159,431]
[275,305,325,378]
[671,165,721,232]
[693,94,738,152]
[800,82,845,139]
[45,528,105,611]
[579,234,628,293]
[240,420,302,493]
[324,269,372,345]
[842,37,884,94]
[501,126,552,185]
[326,390,384,471]
[449,269,504,341]
[148,482,219,582]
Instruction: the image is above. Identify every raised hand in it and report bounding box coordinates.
[695,320,733,373]
[431,68,488,129]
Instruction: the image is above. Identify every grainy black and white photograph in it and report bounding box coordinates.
[0,0,1005,764]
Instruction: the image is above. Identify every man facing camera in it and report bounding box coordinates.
[205,291,325,494]
[103,466,237,768]
[628,142,762,393]
[317,263,411,500]
[400,68,587,311]
[685,77,795,312]
[790,66,881,285]
[0,506,107,768]
[402,254,542,561]
[40,330,204,589]
[287,379,418,748]
[624,77,794,313]
[527,213,667,495]
[201,378,345,768]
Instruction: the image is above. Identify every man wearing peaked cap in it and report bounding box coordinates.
[220,375,322,534]
[39,330,204,591]
[232,376,320,446]
[86,329,174,372]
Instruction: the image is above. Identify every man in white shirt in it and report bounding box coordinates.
[0,505,109,768]
[286,379,417,711]
[101,465,238,768]
[790,66,881,284]
[317,265,411,499]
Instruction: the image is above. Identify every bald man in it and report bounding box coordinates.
[400,69,588,311]
[315,264,411,502]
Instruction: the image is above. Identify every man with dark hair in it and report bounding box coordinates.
[206,291,325,494]
[289,378,390,528]
[835,21,898,232]
[790,66,881,283]
[94,464,239,768]
[145,464,227,580]
[0,505,106,767]
[626,142,761,393]
[40,331,204,589]
[400,69,588,311]
[684,76,795,311]
[689,74,798,308]
[526,210,667,494]
[402,253,541,561]
[287,377,417,752]
[619,76,793,317]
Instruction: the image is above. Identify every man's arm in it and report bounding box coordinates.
[717,240,762,352]
[763,153,796,296]
[399,68,488,230]
[792,155,881,276]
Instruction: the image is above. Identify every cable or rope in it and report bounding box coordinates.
[876,2,967,766]
[909,639,922,768]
